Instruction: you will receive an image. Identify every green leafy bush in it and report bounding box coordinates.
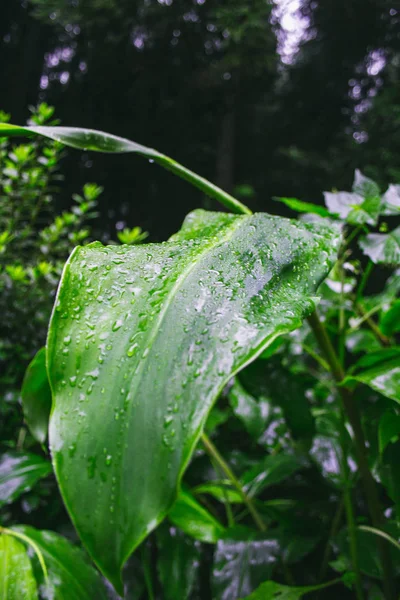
[0,122,400,599]
[0,105,102,444]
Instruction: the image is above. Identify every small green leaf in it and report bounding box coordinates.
[157,525,200,600]
[21,348,52,444]
[380,299,400,336]
[0,452,52,507]
[337,521,400,580]
[343,349,400,403]
[193,482,243,504]
[273,197,332,218]
[168,489,226,543]
[228,380,268,439]
[378,410,400,453]
[352,169,380,198]
[359,227,400,265]
[324,190,381,225]
[382,184,400,216]
[212,533,280,600]
[13,526,108,600]
[239,578,341,600]
[0,534,38,600]
[242,454,303,497]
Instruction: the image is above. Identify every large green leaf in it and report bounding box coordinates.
[0,534,38,600]
[0,452,52,507]
[0,123,250,215]
[21,348,52,444]
[46,209,339,590]
[13,526,108,600]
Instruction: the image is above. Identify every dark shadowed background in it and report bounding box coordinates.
[1,0,399,240]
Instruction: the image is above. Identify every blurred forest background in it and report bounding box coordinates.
[1,0,399,241]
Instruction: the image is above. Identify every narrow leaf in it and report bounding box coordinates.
[21,348,52,444]
[46,209,340,589]
[242,454,303,497]
[13,526,108,600]
[168,489,226,543]
[239,578,341,600]
[0,124,251,215]
[0,452,52,507]
[273,197,332,218]
[0,534,38,600]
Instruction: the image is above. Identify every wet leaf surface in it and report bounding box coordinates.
[46,209,340,589]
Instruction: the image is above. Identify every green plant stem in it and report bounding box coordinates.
[356,260,373,301]
[201,433,266,532]
[343,486,364,600]
[307,310,395,600]
[355,302,390,347]
[156,155,252,215]
[318,496,344,586]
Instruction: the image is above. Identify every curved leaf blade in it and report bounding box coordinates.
[168,489,226,543]
[0,452,52,507]
[47,209,340,590]
[13,526,108,600]
[0,124,250,215]
[0,534,38,600]
[21,348,52,444]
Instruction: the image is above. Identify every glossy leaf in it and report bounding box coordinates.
[378,410,400,454]
[337,522,400,580]
[21,348,52,444]
[323,191,381,225]
[344,349,400,403]
[273,197,332,218]
[242,454,303,497]
[193,482,243,504]
[168,489,226,543]
[46,209,339,590]
[13,526,108,600]
[239,578,341,600]
[0,123,250,215]
[352,169,380,198]
[0,452,52,507]
[157,525,201,600]
[239,360,316,447]
[0,534,38,600]
[212,534,280,600]
[359,226,400,265]
[382,184,400,216]
[379,299,400,336]
[228,380,268,439]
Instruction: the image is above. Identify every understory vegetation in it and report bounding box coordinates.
[0,110,399,600]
